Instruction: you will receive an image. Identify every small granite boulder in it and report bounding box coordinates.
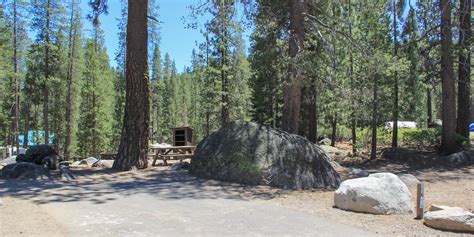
[424,206,474,233]
[169,162,190,171]
[79,157,99,167]
[444,150,474,164]
[92,160,114,169]
[1,162,51,181]
[334,173,413,215]
[349,168,369,178]
[59,165,76,182]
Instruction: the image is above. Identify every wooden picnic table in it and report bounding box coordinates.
[149,145,196,166]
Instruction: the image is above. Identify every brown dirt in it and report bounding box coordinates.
[0,197,66,236]
[270,146,474,236]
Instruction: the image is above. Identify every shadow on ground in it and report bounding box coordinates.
[0,168,283,205]
[338,148,474,183]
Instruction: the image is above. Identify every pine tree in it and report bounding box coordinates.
[456,0,471,138]
[151,43,163,142]
[439,0,456,153]
[64,0,83,159]
[113,0,151,171]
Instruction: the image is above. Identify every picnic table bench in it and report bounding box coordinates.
[150,145,196,166]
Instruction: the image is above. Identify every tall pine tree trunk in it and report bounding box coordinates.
[23,100,30,147]
[64,0,77,159]
[308,86,317,143]
[371,75,378,160]
[439,0,457,154]
[348,0,356,154]
[43,0,51,145]
[456,0,471,138]
[13,0,20,152]
[220,2,230,126]
[282,0,305,134]
[391,1,399,148]
[113,0,150,171]
[426,87,432,126]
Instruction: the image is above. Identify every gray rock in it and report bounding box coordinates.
[397,173,420,187]
[169,162,190,171]
[79,157,99,167]
[59,165,75,182]
[429,204,465,212]
[319,138,332,146]
[320,145,349,157]
[334,173,413,215]
[190,120,341,189]
[42,154,61,170]
[92,160,114,169]
[1,162,51,181]
[71,161,82,166]
[349,168,369,178]
[424,206,474,233]
[444,150,474,164]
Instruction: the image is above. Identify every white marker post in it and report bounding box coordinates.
[416,183,424,219]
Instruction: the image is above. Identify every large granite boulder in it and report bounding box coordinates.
[16,145,61,170]
[424,206,474,233]
[1,162,51,180]
[397,173,420,188]
[189,120,341,189]
[334,173,413,215]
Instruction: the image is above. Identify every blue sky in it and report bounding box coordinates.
[79,1,251,72]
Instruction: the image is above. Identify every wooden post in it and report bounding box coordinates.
[416,183,425,219]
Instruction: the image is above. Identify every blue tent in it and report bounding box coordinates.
[18,130,55,146]
[470,123,474,132]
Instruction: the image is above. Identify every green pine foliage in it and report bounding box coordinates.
[0,0,467,159]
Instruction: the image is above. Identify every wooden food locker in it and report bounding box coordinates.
[171,127,193,146]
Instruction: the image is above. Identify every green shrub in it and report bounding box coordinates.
[399,128,440,148]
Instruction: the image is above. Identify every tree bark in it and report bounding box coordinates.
[439,0,457,154]
[391,0,399,148]
[371,75,378,160]
[426,87,432,126]
[348,0,356,154]
[43,0,51,145]
[113,0,150,171]
[331,115,337,147]
[23,100,30,147]
[13,0,20,152]
[64,0,77,159]
[308,87,317,143]
[456,0,471,138]
[282,0,305,134]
